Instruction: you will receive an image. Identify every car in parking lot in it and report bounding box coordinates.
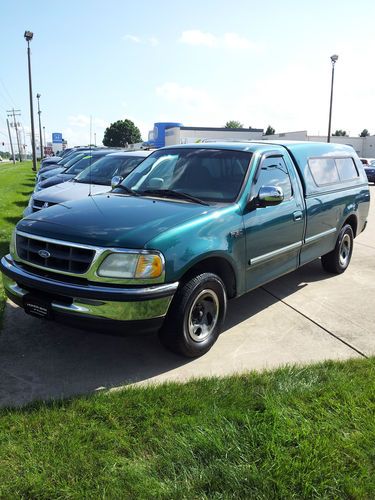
[34,149,119,192]
[24,150,152,216]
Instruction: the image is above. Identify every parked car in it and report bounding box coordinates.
[34,150,119,192]
[364,165,375,184]
[1,142,370,357]
[24,150,152,216]
[35,152,90,186]
[37,150,90,178]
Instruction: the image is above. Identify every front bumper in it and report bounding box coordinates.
[1,255,178,332]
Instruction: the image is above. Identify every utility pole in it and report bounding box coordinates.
[36,94,43,159]
[7,109,23,161]
[6,118,15,164]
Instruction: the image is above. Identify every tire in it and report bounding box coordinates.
[321,224,354,274]
[159,272,227,357]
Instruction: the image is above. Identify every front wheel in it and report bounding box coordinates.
[159,272,227,357]
[321,224,354,274]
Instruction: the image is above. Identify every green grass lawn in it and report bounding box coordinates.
[0,162,374,498]
[0,161,35,325]
[0,358,374,498]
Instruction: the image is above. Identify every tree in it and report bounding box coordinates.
[265,125,275,135]
[225,120,243,129]
[332,130,347,137]
[359,129,370,137]
[103,119,142,147]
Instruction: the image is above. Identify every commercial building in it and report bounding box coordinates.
[262,130,375,158]
[147,122,264,148]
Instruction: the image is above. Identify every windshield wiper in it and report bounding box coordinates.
[113,184,140,196]
[139,189,209,206]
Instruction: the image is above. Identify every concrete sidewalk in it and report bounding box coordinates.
[0,188,374,407]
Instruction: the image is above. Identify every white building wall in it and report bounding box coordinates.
[165,127,181,146]
[165,127,263,146]
[263,130,375,157]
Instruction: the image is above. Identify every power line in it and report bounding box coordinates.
[0,77,16,107]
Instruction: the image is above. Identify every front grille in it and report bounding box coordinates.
[16,234,95,274]
[32,200,57,212]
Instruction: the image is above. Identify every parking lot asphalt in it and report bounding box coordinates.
[0,187,374,408]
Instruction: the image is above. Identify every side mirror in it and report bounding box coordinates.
[111,175,124,189]
[257,185,284,207]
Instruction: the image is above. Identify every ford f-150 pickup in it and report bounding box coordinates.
[1,141,370,357]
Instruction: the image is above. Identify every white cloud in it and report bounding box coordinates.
[123,34,141,44]
[123,34,159,46]
[148,36,159,47]
[179,30,257,50]
[179,30,217,48]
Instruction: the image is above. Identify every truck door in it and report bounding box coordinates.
[243,154,305,291]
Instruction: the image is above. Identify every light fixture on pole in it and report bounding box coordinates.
[327,54,338,143]
[36,93,43,159]
[24,30,37,171]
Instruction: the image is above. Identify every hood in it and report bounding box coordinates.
[33,181,110,204]
[38,173,74,190]
[39,167,66,179]
[18,194,215,248]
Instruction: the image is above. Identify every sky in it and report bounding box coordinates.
[1,0,375,151]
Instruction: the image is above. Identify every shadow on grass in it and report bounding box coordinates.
[0,258,336,408]
[2,216,22,226]
[13,201,29,208]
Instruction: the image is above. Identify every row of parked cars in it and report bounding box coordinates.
[0,141,371,357]
[26,147,153,215]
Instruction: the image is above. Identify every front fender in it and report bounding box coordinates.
[145,205,246,294]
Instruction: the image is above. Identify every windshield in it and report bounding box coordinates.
[75,155,146,185]
[119,148,252,203]
[58,152,87,167]
[64,154,105,175]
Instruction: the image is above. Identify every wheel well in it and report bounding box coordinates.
[181,257,237,299]
[344,214,358,237]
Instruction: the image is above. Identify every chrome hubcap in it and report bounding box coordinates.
[188,289,219,342]
[339,233,351,267]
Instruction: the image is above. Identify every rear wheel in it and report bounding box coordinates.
[159,272,227,357]
[321,224,354,274]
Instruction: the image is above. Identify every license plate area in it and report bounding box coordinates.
[23,295,53,319]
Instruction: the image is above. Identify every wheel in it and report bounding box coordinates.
[321,224,354,274]
[159,272,227,357]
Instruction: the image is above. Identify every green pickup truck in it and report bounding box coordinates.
[1,141,370,357]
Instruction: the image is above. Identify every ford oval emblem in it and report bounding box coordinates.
[38,249,51,259]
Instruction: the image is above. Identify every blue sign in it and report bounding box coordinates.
[52,132,63,143]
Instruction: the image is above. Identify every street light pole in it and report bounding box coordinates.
[36,93,43,160]
[327,54,338,143]
[43,126,46,148]
[24,30,37,171]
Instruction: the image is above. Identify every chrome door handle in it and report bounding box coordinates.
[293,211,303,221]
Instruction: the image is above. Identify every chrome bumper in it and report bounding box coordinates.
[1,255,178,322]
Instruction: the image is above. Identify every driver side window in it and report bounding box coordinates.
[253,156,293,201]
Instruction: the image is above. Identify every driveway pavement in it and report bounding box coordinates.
[1,187,374,407]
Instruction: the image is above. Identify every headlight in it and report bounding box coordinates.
[97,252,164,279]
